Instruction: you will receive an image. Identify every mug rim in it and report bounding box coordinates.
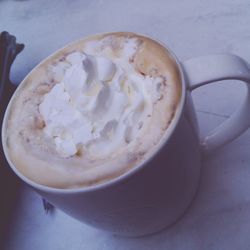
[1,31,187,194]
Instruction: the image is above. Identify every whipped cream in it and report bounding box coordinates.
[39,48,160,158]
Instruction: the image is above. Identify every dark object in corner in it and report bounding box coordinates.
[0,31,24,245]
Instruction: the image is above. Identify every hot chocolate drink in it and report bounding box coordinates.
[2,32,181,189]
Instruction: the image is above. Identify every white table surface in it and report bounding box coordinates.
[1,0,250,249]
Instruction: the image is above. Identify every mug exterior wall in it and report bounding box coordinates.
[1,32,203,236]
[36,92,201,237]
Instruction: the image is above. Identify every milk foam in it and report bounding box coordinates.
[39,48,160,158]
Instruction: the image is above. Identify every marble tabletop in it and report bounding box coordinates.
[1,0,250,249]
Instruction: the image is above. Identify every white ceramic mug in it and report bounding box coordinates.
[2,33,250,237]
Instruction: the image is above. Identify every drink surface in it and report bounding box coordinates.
[3,32,181,189]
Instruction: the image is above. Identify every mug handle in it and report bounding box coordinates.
[182,54,250,154]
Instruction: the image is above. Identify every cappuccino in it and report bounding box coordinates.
[3,32,181,188]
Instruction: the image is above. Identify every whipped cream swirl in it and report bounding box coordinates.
[39,50,160,158]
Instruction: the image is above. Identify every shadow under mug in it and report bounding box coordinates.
[2,33,250,237]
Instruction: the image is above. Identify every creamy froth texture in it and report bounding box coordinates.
[3,32,181,188]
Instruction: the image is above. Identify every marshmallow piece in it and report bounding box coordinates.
[95,57,116,82]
